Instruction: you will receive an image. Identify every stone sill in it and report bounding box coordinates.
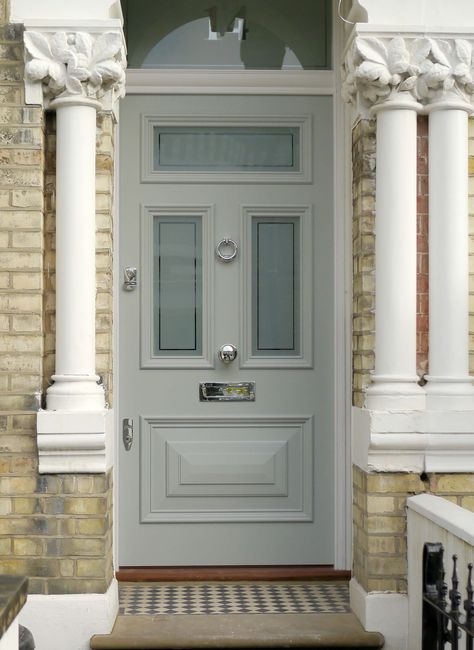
[0,577,27,641]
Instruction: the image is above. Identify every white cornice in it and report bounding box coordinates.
[352,0,474,29]
[10,0,123,23]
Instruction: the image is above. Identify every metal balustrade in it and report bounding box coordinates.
[423,542,474,649]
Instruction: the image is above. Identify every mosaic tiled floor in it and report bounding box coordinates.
[119,581,350,616]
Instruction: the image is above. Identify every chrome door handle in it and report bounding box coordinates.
[122,418,133,451]
[218,343,238,364]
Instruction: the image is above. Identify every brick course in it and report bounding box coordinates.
[353,467,474,594]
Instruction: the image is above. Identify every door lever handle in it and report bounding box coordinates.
[122,418,133,451]
[123,267,137,291]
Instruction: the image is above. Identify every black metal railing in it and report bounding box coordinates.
[423,542,474,649]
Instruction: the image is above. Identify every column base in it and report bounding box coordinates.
[46,374,105,411]
[36,409,113,473]
[425,376,474,410]
[365,376,425,410]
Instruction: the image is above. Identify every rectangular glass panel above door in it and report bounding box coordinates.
[153,126,300,173]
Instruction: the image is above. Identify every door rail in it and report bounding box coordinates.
[423,542,474,649]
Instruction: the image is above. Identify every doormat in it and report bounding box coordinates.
[119,581,350,616]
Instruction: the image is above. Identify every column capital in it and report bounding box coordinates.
[24,27,126,110]
[343,31,474,117]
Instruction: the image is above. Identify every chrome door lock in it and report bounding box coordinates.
[123,267,137,291]
[218,343,238,364]
[122,418,134,451]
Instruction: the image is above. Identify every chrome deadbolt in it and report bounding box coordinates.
[218,343,238,364]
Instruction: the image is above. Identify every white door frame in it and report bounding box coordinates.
[113,0,352,570]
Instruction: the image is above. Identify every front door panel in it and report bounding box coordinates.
[119,94,334,565]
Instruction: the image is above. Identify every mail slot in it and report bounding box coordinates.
[199,382,256,402]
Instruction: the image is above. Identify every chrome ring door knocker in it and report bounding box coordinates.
[216,238,238,262]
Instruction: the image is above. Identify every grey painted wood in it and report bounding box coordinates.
[119,94,334,565]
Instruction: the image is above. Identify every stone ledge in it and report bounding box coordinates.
[0,576,27,641]
[90,613,384,649]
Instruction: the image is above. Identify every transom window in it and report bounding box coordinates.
[123,0,332,70]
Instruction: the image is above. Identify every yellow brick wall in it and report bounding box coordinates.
[0,4,115,594]
[353,467,474,593]
[352,119,376,407]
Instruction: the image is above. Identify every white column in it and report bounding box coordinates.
[365,96,425,410]
[45,96,105,411]
[425,99,474,409]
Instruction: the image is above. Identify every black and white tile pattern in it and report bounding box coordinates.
[119,582,350,616]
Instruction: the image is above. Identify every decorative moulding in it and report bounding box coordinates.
[348,0,474,29]
[23,27,126,108]
[342,29,474,116]
[36,409,114,474]
[352,406,474,473]
[139,204,215,370]
[10,0,123,22]
[126,69,335,96]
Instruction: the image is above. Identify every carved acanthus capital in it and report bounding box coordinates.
[343,35,474,112]
[24,30,126,107]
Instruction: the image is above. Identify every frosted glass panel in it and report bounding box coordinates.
[153,216,202,355]
[154,127,299,173]
[252,218,300,355]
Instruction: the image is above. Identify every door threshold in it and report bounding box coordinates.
[116,566,351,582]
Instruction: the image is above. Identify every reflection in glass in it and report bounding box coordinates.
[153,216,202,356]
[124,0,331,70]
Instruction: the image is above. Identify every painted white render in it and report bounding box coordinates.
[19,581,119,650]
[0,618,19,650]
[10,0,122,22]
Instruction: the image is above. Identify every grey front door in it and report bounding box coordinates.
[118,94,335,565]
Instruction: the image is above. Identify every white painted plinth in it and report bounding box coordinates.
[36,409,114,473]
[0,617,19,650]
[350,578,408,650]
[352,406,474,472]
[19,580,118,650]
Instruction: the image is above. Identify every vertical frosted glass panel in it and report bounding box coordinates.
[153,217,202,355]
[252,218,300,356]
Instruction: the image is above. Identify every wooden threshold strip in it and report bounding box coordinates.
[116,566,351,582]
